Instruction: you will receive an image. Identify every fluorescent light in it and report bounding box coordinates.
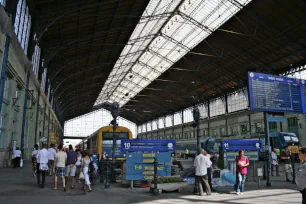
[94,0,252,107]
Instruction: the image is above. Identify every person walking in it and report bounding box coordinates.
[31,144,39,177]
[82,151,92,192]
[194,149,211,196]
[48,144,56,176]
[65,145,77,189]
[271,148,280,176]
[296,147,306,204]
[235,150,249,195]
[281,148,293,182]
[36,144,50,188]
[54,144,67,191]
[13,147,22,169]
[75,149,83,184]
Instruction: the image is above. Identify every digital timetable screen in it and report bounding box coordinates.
[248,72,306,113]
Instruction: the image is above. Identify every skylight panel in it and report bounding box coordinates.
[94,0,252,107]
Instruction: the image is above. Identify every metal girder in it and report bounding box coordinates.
[52,62,136,94]
[177,11,213,34]
[160,33,190,51]
[58,93,97,109]
[138,61,162,74]
[50,50,143,83]
[57,87,101,105]
[147,48,174,64]
[105,0,186,101]
[128,34,156,44]
[43,25,141,51]
[60,100,92,116]
[36,1,120,42]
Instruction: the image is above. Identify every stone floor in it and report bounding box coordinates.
[0,161,302,204]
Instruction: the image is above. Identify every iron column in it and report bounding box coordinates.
[34,90,40,144]
[0,36,10,114]
[20,69,30,156]
[264,112,271,186]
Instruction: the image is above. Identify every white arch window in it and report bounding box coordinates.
[14,0,32,54]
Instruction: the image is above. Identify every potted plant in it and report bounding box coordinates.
[150,176,189,193]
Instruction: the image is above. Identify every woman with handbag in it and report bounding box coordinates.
[82,151,92,192]
[75,150,83,184]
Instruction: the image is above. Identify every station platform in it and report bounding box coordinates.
[0,161,302,204]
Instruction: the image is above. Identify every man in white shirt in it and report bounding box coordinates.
[271,148,280,176]
[194,149,212,196]
[48,144,56,176]
[37,144,50,188]
[13,147,22,169]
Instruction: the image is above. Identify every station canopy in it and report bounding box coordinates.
[35,0,306,124]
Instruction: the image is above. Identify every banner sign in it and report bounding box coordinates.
[222,139,262,151]
[248,72,306,113]
[121,139,176,152]
[225,151,259,161]
[125,152,171,180]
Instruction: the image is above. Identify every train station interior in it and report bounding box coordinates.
[0,0,306,203]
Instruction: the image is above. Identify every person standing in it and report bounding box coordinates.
[75,149,83,184]
[82,151,92,192]
[235,150,249,195]
[271,148,280,176]
[65,145,77,189]
[296,147,306,204]
[194,149,212,196]
[36,144,50,188]
[281,148,293,182]
[48,144,56,176]
[204,151,214,191]
[54,144,67,191]
[13,147,22,169]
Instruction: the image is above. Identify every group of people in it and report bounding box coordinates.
[32,144,92,192]
[194,149,249,196]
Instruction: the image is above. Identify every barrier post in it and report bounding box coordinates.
[153,157,159,196]
[105,158,110,188]
[99,157,104,183]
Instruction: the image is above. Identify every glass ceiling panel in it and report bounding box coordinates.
[94,0,252,107]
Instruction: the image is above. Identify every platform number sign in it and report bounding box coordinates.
[123,142,131,150]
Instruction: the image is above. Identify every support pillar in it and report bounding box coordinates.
[20,69,30,156]
[47,109,51,145]
[264,112,271,186]
[0,36,10,114]
[42,102,46,139]
[34,90,40,144]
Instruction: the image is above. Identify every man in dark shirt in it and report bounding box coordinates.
[65,145,77,188]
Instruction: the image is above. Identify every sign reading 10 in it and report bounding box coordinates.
[123,142,131,149]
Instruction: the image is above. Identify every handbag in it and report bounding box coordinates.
[79,172,85,180]
[20,158,23,167]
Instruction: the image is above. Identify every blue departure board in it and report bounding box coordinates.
[248,72,306,113]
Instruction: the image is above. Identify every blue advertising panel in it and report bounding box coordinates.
[248,72,306,113]
[222,140,262,151]
[225,151,259,161]
[125,152,171,180]
[121,139,176,152]
[102,140,124,158]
